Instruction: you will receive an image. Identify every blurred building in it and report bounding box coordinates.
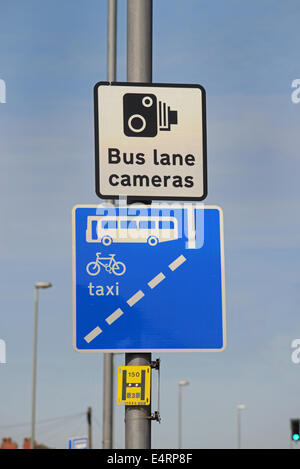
[1,438,18,449]
[1,437,50,449]
[23,438,37,449]
[23,438,50,449]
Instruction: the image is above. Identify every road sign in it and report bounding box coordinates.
[68,437,88,449]
[117,366,151,406]
[94,82,207,201]
[72,203,226,352]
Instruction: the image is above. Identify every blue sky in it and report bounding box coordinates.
[0,0,300,449]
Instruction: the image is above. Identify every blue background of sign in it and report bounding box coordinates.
[73,205,225,351]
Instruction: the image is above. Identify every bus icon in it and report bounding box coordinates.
[86,216,179,246]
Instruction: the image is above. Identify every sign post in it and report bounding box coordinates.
[125,0,153,450]
[71,0,227,452]
[102,0,117,451]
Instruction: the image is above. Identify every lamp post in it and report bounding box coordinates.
[237,404,246,450]
[178,380,189,449]
[31,281,52,449]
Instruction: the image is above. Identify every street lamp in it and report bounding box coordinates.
[178,380,189,449]
[237,404,246,449]
[31,281,52,449]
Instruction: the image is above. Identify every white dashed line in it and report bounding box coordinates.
[127,290,145,307]
[84,326,102,343]
[106,308,124,325]
[169,255,186,271]
[85,253,188,342]
[148,272,165,289]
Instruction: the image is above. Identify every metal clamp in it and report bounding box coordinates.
[151,358,160,370]
[148,411,161,423]
[149,358,161,423]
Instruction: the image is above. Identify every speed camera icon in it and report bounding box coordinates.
[123,93,178,137]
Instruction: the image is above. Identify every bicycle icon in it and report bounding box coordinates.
[86,253,126,277]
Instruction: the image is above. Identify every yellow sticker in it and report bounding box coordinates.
[117,366,151,406]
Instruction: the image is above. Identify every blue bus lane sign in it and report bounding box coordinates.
[72,203,226,352]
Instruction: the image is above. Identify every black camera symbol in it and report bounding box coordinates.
[123,93,178,137]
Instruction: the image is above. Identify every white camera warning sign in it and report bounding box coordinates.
[94,82,207,201]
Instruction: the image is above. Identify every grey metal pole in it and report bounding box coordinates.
[127,0,152,83]
[87,406,92,449]
[178,384,182,449]
[31,282,52,450]
[125,354,152,449]
[237,405,245,449]
[178,381,189,449]
[102,353,113,448]
[107,0,117,82]
[31,287,39,450]
[102,0,117,451]
[125,0,153,450]
[237,408,241,449]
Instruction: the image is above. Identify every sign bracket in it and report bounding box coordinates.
[149,358,161,423]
